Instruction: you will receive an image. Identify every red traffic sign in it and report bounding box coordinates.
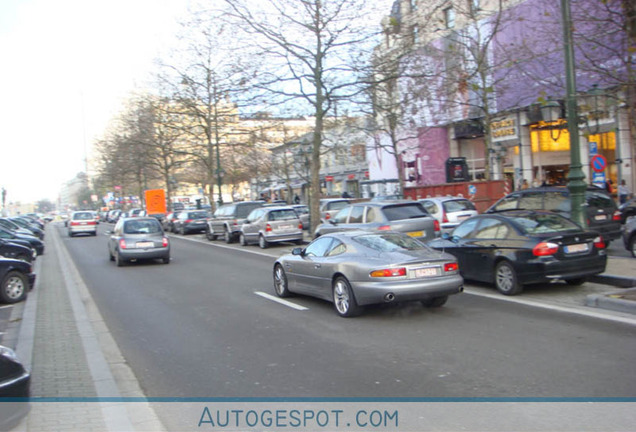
[590,155,607,173]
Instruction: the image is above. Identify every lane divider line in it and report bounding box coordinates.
[255,291,308,311]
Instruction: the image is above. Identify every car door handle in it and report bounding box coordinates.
[315,264,321,269]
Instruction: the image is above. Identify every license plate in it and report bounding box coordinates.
[407,231,424,238]
[565,243,589,253]
[278,224,293,231]
[136,242,154,248]
[412,267,439,278]
[594,214,607,221]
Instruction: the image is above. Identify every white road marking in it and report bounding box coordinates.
[0,305,13,310]
[255,291,308,311]
[169,234,275,258]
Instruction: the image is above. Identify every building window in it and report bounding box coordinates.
[410,0,417,12]
[413,24,420,44]
[444,7,455,29]
[470,0,480,14]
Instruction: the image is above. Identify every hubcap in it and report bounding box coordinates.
[274,267,285,294]
[260,236,265,248]
[333,280,349,314]
[497,265,513,292]
[5,276,25,300]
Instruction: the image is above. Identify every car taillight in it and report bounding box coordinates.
[444,262,459,273]
[593,236,605,249]
[87,221,96,225]
[613,211,621,221]
[232,219,238,226]
[298,222,303,230]
[378,225,391,231]
[370,267,407,278]
[266,223,272,232]
[533,241,559,256]
[325,213,331,220]
[442,211,449,223]
[434,220,440,232]
[185,219,193,223]
[119,239,127,250]
[70,221,80,226]
[162,237,169,247]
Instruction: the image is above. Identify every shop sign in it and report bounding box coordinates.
[347,174,355,180]
[325,175,334,182]
[490,116,518,143]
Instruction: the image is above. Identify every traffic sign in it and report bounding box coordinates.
[590,155,607,173]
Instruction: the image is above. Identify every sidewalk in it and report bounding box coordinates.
[2,225,635,431]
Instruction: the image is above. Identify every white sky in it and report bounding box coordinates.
[0,0,189,204]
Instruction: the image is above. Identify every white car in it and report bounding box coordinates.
[67,211,98,237]
[418,197,478,232]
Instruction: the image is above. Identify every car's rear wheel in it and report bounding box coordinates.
[162,256,170,264]
[259,235,268,249]
[495,261,522,295]
[422,295,448,308]
[273,264,291,298]
[0,271,28,303]
[565,277,587,286]
[180,226,185,235]
[206,228,217,241]
[240,233,248,246]
[629,235,636,258]
[224,228,233,244]
[115,251,126,267]
[333,277,361,317]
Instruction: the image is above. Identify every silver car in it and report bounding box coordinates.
[314,201,440,242]
[68,211,98,237]
[240,206,304,248]
[273,231,464,317]
[107,217,170,266]
[319,198,351,222]
[418,196,478,232]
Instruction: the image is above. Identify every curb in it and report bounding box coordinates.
[586,288,636,315]
[589,274,636,288]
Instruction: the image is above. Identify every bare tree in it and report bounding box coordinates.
[223,0,388,232]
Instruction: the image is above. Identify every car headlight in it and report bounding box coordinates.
[0,345,19,361]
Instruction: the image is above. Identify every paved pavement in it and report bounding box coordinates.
[1,223,635,431]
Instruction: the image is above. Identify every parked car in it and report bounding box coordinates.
[428,210,607,295]
[18,215,44,230]
[107,209,121,223]
[273,231,463,317]
[0,344,30,429]
[0,239,35,262]
[163,212,180,232]
[239,206,304,248]
[9,217,44,240]
[0,257,36,303]
[622,216,636,258]
[418,196,478,232]
[370,194,402,201]
[618,197,636,224]
[206,201,265,243]
[291,204,310,230]
[486,186,621,244]
[314,201,440,242]
[129,208,146,217]
[173,210,210,235]
[67,211,98,237]
[0,227,44,255]
[319,198,351,222]
[0,218,34,236]
[107,217,170,266]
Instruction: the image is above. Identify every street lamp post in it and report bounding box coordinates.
[560,0,587,228]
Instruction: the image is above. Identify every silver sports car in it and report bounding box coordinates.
[273,231,464,317]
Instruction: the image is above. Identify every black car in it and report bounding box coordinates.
[0,344,30,430]
[0,258,35,303]
[622,217,636,258]
[0,226,44,256]
[173,210,210,234]
[486,186,621,243]
[428,211,607,295]
[618,198,636,224]
[0,239,34,262]
[9,217,44,240]
[0,218,34,237]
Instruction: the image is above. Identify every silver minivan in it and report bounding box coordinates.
[239,206,304,249]
[418,197,478,232]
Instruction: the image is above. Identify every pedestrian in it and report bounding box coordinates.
[618,180,631,204]
[520,179,529,190]
[294,194,300,204]
[605,179,613,194]
[341,191,352,198]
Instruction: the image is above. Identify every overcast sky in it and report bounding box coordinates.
[0,0,190,204]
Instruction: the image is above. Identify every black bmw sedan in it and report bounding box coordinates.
[428,210,607,295]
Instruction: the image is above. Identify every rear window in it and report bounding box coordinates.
[511,213,580,234]
[327,201,349,211]
[237,204,262,218]
[585,191,616,209]
[382,203,429,221]
[268,210,298,221]
[73,212,94,221]
[124,220,162,234]
[354,233,428,252]
[443,199,476,212]
[188,212,209,219]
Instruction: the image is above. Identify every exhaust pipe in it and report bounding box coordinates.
[384,293,396,302]
[459,286,464,292]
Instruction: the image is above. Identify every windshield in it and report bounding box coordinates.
[511,213,580,235]
[354,233,429,252]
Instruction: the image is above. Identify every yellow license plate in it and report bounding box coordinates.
[407,231,424,238]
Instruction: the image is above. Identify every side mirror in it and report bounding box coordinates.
[292,247,304,256]
[441,232,451,240]
[328,220,337,225]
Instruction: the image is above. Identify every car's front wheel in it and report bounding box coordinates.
[273,264,291,298]
[205,228,217,241]
[240,233,248,246]
[333,277,361,317]
[0,271,28,303]
[495,261,522,295]
[258,235,269,249]
[629,235,636,258]
[224,228,234,244]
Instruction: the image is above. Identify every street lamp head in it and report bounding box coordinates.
[540,98,564,141]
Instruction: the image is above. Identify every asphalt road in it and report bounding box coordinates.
[50,221,635,406]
